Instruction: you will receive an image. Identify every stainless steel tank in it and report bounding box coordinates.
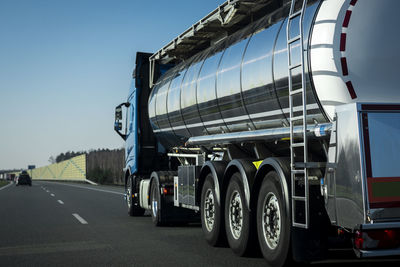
[148,0,400,149]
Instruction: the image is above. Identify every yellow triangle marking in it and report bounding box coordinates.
[253,160,263,170]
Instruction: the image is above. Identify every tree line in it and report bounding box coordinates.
[49,151,85,164]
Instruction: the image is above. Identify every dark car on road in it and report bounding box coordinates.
[16,171,32,186]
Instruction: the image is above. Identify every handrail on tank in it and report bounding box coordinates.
[186,123,332,146]
[149,0,288,88]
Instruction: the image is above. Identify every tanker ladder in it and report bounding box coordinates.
[287,0,314,229]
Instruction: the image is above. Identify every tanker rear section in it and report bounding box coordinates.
[114,0,400,265]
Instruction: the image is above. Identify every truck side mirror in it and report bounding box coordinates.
[114,121,123,131]
[114,102,130,140]
[115,107,123,120]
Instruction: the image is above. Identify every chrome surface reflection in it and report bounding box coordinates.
[149,3,326,149]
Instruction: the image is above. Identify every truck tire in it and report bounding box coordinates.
[257,171,291,267]
[126,175,145,217]
[224,173,252,256]
[150,179,166,226]
[201,174,224,246]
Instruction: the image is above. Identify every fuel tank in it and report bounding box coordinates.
[148,0,400,149]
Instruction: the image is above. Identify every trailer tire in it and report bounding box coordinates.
[257,171,291,267]
[224,173,252,256]
[126,175,145,217]
[201,174,224,246]
[150,179,165,226]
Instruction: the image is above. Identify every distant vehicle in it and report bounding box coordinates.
[16,171,32,186]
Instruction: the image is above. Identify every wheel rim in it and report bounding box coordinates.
[262,192,281,250]
[229,190,243,240]
[126,177,132,208]
[204,188,215,232]
[151,187,158,217]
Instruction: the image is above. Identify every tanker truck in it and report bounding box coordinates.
[114,0,400,264]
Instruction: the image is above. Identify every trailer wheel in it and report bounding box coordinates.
[257,171,291,267]
[126,175,145,217]
[150,179,165,226]
[201,174,224,246]
[224,173,252,256]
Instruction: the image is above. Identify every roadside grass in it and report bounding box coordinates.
[0,180,10,188]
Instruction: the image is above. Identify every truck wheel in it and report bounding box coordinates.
[224,173,252,256]
[150,180,165,226]
[201,174,224,246]
[126,175,145,217]
[257,171,291,267]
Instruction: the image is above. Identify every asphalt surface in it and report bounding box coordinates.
[0,181,399,267]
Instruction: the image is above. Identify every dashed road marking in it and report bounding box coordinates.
[72,213,88,224]
[57,200,64,205]
[51,194,55,197]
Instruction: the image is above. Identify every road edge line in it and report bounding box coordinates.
[0,182,13,191]
[85,179,98,185]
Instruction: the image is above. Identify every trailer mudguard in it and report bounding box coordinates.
[197,161,228,207]
[223,159,257,211]
[252,157,290,214]
[254,157,329,262]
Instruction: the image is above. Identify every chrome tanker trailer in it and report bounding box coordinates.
[114,0,400,265]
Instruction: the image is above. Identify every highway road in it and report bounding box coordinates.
[0,181,399,267]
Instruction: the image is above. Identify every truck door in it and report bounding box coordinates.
[125,83,138,175]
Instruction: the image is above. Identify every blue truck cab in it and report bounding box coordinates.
[114,63,141,176]
[125,81,138,175]
[114,52,171,216]
[114,80,138,175]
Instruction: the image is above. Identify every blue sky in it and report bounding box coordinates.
[0,0,225,169]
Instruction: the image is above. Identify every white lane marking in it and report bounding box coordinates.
[85,179,98,185]
[58,200,64,205]
[46,190,50,193]
[72,213,88,224]
[50,193,55,197]
[44,182,124,196]
[0,183,13,191]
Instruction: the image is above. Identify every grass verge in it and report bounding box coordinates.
[0,180,10,188]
